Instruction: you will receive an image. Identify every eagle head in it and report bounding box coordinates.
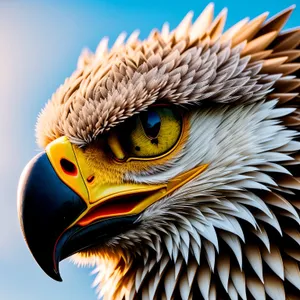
[18,4,300,299]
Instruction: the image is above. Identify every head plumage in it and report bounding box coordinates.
[36,4,299,149]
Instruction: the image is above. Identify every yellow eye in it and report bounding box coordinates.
[125,106,182,159]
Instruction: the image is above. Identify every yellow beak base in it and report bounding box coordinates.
[45,136,208,228]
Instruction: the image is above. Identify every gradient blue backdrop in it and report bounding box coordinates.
[1,0,299,299]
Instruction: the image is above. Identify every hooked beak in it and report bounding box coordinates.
[17,136,208,281]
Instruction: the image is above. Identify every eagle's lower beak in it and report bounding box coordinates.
[18,136,208,282]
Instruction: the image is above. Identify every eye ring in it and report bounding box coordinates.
[125,107,185,162]
[108,106,186,163]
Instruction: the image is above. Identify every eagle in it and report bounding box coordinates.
[18,3,300,300]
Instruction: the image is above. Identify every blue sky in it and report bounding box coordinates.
[0,0,299,299]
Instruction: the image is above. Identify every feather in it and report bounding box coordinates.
[190,240,200,264]
[227,282,238,300]
[221,18,249,42]
[250,50,273,62]
[148,270,160,299]
[274,78,300,93]
[163,234,173,259]
[178,227,190,247]
[164,268,176,300]
[269,50,300,63]
[244,245,264,282]
[264,192,299,218]
[161,22,170,40]
[232,12,268,47]
[246,277,266,300]
[207,8,227,41]
[179,273,190,300]
[231,267,247,300]
[262,245,284,280]
[284,259,300,290]
[197,265,211,300]
[277,176,300,190]
[260,57,288,73]
[203,241,215,271]
[187,260,198,287]
[220,233,243,269]
[217,255,230,291]
[179,240,189,263]
[200,224,219,251]
[274,30,300,52]
[258,6,295,36]
[159,255,169,276]
[264,275,285,300]
[241,31,278,56]
[208,282,217,300]
[256,211,282,236]
[190,3,214,41]
[172,243,179,262]
[174,257,183,280]
[175,11,193,41]
[284,228,300,246]
[251,225,271,251]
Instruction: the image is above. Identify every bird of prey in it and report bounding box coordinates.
[18,3,300,300]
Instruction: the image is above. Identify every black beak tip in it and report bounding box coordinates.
[50,271,63,282]
[44,267,62,282]
[17,151,86,282]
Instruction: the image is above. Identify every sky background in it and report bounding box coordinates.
[0,0,299,299]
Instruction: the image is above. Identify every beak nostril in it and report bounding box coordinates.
[87,175,95,183]
[60,159,78,176]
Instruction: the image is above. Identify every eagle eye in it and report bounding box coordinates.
[119,106,183,160]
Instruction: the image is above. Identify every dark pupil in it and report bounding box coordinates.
[140,110,161,139]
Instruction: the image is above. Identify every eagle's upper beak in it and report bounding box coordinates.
[17,136,208,281]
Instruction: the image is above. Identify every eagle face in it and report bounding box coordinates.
[18,4,300,300]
